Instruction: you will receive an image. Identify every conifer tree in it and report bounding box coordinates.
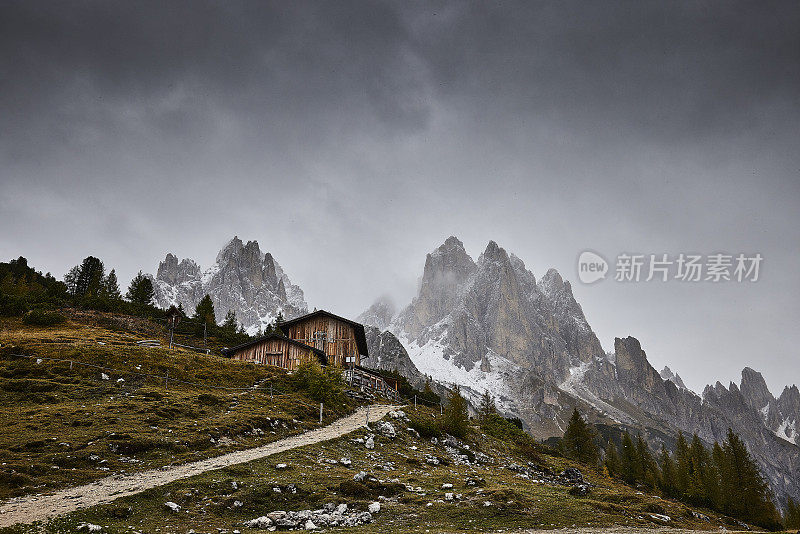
[101,269,122,301]
[685,433,711,506]
[604,439,621,478]
[711,441,727,510]
[126,271,155,305]
[194,294,216,326]
[659,444,678,497]
[719,428,780,528]
[222,309,238,333]
[674,431,691,498]
[75,256,104,298]
[636,434,660,488]
[64,266,80,296]
[785,497,800,529]
[478,390,496,420]
[619,430,638,484]
[562,409,600,465]
[442,385,469,438]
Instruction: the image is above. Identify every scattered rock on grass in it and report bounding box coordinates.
[164,501,181,513]
[561,467,583,483]
[246,503,377,530]
[568,483,591,496]
[690,510,711,522]
[375,421,396,438]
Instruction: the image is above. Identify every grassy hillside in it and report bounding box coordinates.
[0,314,768,533]
[0,314,354,501]
[2,406,754,533]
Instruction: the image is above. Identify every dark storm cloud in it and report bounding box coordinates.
[409,1,800,141]
[0,1,431,166]
[1,1,799,393]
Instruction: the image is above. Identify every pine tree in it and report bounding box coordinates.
[562,409,600,465]
[478,390,496,420]
[101,269,122,301]
[222,309,238,333]
[712,441,727,510]
[674,431,691,498]
[659,445,678,497]
[604,439,621,478]
[719,428,780,528]
[64,266,80,296]
[619,431,638,484]
[636,434,660,488]
[685,433,711,506]
[442,385,469,438]
[75,256,104,298]
[64,256,105,298]
[785,497,800,529]
[126,271,155,305]
[194,294,216,326]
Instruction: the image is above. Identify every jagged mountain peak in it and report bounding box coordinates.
[431,236,469,258]
[481,239,507,259]
[156,253,199,286]
[357,295,397,330]
[538,268,571,299]
[424,236,476,277]
[660,366,687,389]
[216,235,245,262]
[739,367,774,409]
[781,384,800,400]
[150,237,306,334]
[613,336,665,395]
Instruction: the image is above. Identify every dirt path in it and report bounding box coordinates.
[0,404,396,528]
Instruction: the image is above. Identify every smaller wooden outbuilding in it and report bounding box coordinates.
[221,333,327,371]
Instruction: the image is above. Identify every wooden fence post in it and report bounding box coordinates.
[319,402,323,424]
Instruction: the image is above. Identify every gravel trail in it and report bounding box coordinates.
[0,404,395,528]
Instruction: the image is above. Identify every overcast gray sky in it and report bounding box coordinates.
[2,1,798,394]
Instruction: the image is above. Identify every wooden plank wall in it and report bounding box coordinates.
[284,316,360,368]
[230,338,317,371]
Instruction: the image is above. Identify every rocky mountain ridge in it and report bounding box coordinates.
[360,236,800,507]
[149,237,307,333]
